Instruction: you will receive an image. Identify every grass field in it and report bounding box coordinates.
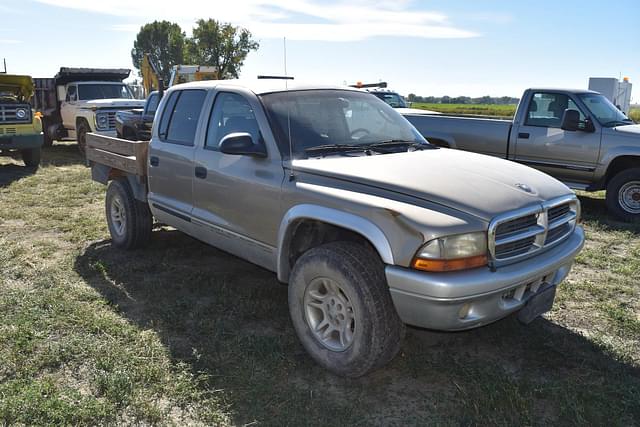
[1,143,639,425]
[412,103,640,123]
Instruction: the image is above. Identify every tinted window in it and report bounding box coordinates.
[162,90,207,145]
[205,92,261,150]
[146,93,160,115]
[525,92,584,128]
[158,91,178,140]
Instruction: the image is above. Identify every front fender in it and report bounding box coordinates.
[76,110,96,132]
[276,204,394,282]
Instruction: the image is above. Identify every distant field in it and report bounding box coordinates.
[411,103,516,117]
[412,103,640,123]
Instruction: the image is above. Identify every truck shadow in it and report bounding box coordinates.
[577,193,640,235]
[0,143,84,187]
[74,229,640,425]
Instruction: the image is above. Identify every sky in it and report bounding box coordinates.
[1,0,638,100]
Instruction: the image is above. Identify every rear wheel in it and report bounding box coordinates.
[105,179,153,249]
[606,168,640,222]
[42,118,54,147]
[288,241,405,377]
[21,147,41,168]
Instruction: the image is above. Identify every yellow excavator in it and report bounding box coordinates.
[141,53,219,97]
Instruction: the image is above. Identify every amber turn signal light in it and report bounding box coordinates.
[412,255,488,272]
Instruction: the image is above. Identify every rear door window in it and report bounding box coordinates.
[159,89,207,145]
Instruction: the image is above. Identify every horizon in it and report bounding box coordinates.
[1,0,638,101]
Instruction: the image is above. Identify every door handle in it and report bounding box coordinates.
[150,156,159,166]
[518,132,530,139]
[195,166,207,179]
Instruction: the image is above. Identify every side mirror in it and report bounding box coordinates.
[560,109,580,131]
[219,132,267,158]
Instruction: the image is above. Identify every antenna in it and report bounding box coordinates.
[284,37,295,181]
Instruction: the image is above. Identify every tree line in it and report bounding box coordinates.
[407,94,520,105]
[131,19,259,83]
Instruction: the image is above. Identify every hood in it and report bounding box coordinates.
[613,124,640,136]
[396,107,440,115]
[79,99,145,108]
[294,149,572,221]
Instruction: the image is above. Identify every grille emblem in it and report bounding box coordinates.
[515,183,533,193]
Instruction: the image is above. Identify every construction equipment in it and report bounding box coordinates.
[140,53,219,98]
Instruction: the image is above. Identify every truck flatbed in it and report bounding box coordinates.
[86,133,148,177]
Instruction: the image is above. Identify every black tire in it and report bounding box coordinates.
[21,147,41,168]
[105,179,153,249]
[288,241,405,377]
[76,120,89,157]
[606,168,640,222]
[41,118,54,147]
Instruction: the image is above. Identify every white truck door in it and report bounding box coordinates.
[512,91,600,186]
[60,84,78,129]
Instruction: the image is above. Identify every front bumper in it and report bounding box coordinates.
[386,226,584,331]
[0,133,44,150]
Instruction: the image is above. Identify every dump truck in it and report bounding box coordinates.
[0,74,43,167]
[31,68,144,154]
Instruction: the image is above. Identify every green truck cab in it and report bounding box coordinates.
[0,74,43,167]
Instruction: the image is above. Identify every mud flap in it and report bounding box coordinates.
[517,285,557,324]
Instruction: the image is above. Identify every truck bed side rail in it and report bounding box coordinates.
[86,133,148,177]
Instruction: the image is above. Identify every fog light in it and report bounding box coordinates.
[458,303,471,319]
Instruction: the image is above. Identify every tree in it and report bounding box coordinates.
[131,21,186,83]
[185,19,259,79]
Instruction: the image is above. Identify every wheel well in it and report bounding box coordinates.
[606,156,640,184]
[76,117,89,130]
[285,220,378,275]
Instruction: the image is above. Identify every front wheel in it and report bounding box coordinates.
[288,241,405,377]
[606,168,640,222]
[105,179,153,249]
[21,147,41,168]
[76,120,89,158]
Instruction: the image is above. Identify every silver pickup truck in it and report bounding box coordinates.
[403,88,640,221]
[87,80,584,377]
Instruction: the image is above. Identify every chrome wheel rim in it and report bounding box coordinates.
[110,195,126,236]
[303,277,356,352]
[618,181,640,214]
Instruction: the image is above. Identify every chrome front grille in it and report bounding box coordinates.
[489,195,580,266]
[0,104,31,124]
[107,112,117,129]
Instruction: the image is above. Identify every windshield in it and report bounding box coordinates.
[78,84,133,100]
[0,89,20,103]
[261,90,426,158]
[371,91,407,108]
[578,93,632,127]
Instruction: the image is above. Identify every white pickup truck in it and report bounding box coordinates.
[32,68,144,155]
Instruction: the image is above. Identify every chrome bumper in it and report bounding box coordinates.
[386,226,584,331]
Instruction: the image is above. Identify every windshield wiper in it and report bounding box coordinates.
[304,143,370,155]
[603,119,633,127]
[368,140,433,151]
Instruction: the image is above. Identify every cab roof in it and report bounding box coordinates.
[166,78,360,95]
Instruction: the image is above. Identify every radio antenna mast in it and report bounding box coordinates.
[284,37,295,181]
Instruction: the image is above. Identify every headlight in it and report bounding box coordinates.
[412,232,488,272]
[96,113,109,130]
[16,108,27,119]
